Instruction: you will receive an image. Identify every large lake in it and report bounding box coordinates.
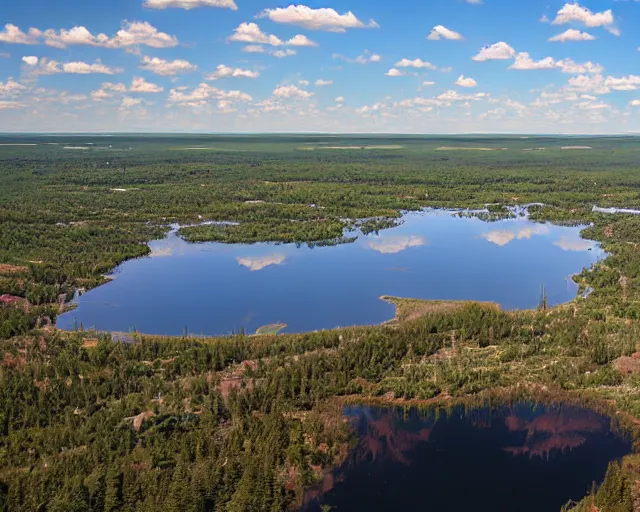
[302,404,630,512]
[57,210,604,336]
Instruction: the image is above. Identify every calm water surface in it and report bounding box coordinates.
[57,210,604,335]
[302,404,630,512]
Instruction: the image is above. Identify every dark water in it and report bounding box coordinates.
[302,404,630,512]
[57,210,604,336]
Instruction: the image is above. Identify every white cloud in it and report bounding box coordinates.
[236,254,285,271]
[130,76,163,93]
[604,75,640,92]
[366,235,426,254]
[455,75,477,87]
[273,84,313,99]
[552,3,616,33]
[395,58,437,70]
[205,64,260,81]
[169,83,252,108]
[257,5,378,32]
[422,81,435,86]
[472,42,516,61]
[549,29,595,42]
[386,68,405,77]
[509,53,556,70]
[334,96,345,102]
[508,53,603,74]
[315,79,333,86]
[0,24,39,45]
[30,58,121,75]
[0,78,26,96]
[556,59,603,74]
[41,21,178,49]
[139,56,197,75]
[228,22,284,46]
[0,100,25,110]
[228,22,316,49]
[332,50,381,64]
[437,90,488,102]
[242,45,265,53]
[272,49,296,58]
[21,56,38,66]
[120,96,143,110]
[427,25,463,41]
[286,34,318,47]
[631,100,640,107]
[144,0,237,10]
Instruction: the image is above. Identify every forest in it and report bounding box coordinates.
[2,134,640,510]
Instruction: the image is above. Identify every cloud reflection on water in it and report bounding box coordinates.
[236,254,286,271]
[366,235,427,254]
[483,224,550,247]
[553,236,594,252]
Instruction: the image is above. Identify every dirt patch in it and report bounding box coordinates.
[0,264,28,275]
[613,354,640,375]
[82,338,99,348]
[604,224,614,238]
[130,411,156,432]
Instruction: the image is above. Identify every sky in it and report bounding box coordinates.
[0,0,639,133]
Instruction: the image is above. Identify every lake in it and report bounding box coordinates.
[302,404,630,512]
[56,209,605,336]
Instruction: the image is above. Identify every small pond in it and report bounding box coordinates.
[57,209,604,336]
[302,404,630,512]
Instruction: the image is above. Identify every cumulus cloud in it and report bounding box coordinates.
[286,34,318,47]
[0,78,26,96]
[144,0,237,10]
[508,53,603,74]
[334,96,345,102]
[509,53,556,70]
[236,254,286,271]
[552,3,617,34]
[0,24,39,45]
[40,21,178,49]
[315,79,332,86]
[631,100,640,107]
[29,58,121,75]
[385,68,405,77]
[395,58,437,70]
[455,75,477,87]
[549,29,595,42]
[332,50,381,64]
[273,84,313,99]
[139,56,197,76]
[366,235,426,254]
[21,56,38,66]
[257,5,378,32]
[228,22,316,48]
[272,49,296,58]
[427,25,463,40]
[472,42,516,61]
[168,83,252,109]
[228,22,284,46]
[130,76,163,93]
[205,64,260,81]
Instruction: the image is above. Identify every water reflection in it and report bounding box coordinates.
[236,253,286,271]
[303,404,629,512]
[553,236,595,252]
[366,235,427,254]
[483,225,550,247]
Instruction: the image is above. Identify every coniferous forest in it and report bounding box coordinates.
[2,135,640,511]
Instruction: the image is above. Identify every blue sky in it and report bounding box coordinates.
[0,0,639,133]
